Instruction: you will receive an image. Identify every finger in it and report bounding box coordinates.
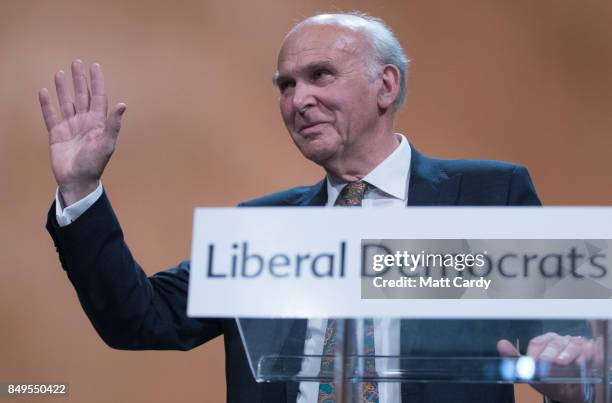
[497,339,520,357]
[38,88,61,131]
[576,339,596,365]
[526,332,557,358]
[537,337,571,361]
[54,70,75,119]
[71,59,90,113]
[105,103,127,138]
[556,338,588,365]
[90,63,108,115]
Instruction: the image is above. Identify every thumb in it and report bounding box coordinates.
[497,339,520,357]
[105,103,127,137]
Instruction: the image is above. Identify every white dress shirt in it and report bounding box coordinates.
[55,134,412,403]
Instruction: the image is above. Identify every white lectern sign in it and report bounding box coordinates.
[187,207,612,319]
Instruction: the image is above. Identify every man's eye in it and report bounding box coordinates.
[312,69,332,81]
[279,81,295,93]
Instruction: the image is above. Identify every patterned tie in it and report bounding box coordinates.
[334,181,369,207]
[317,181,379,403]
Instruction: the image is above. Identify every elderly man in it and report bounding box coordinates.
[40,12,592,403]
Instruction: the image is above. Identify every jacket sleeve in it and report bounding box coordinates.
[46,191,222,350]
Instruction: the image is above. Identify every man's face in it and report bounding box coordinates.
[276,24,382,165]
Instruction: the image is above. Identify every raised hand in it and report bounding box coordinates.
[39,60,126,206]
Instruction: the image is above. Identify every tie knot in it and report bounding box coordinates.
[335,181,369,206]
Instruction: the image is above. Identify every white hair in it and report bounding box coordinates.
[291,12,410,108]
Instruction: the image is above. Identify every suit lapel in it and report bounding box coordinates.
[402,145,464,402]
[407,144,462,207]
[297,179,328,206]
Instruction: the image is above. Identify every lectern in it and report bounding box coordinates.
[188,208,612,402]
[237,318,608,403]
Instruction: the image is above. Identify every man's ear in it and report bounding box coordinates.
[377,64,401,110]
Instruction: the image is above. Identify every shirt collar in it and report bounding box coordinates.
[326,134,411,205]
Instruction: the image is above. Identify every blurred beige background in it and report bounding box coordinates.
[1,0,611,402]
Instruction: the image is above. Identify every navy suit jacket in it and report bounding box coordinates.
[47,146,574,402]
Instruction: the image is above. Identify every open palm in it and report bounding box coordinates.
[39,60,125,203]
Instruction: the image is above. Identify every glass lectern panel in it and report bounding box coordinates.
[237,318,609,402]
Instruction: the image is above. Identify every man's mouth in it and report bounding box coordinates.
[298,122,327,134]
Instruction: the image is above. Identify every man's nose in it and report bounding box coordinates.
[292,81,316,113]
